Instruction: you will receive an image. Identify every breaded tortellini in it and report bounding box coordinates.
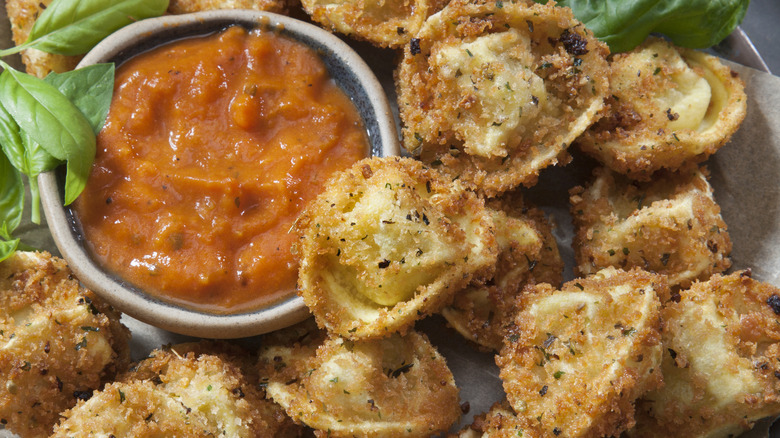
[396,0,610,196]
[301,0,447,48]
[0,251,130,438]
[570,165,731,290]
[456,400,541,438]
[168,0,289,14]
[631,271,780,438]
[496,267,666,438]
[576,37,747,180]
[52,342,299,437]
[294,156,497,339]
[258,324,461,437]
[442,195,563,351]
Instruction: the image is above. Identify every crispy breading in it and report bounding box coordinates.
[395,0,609,196]
[570,165,731,291]
[301,0,448,49]
[293,156,497,339]
[0,251,130,438]
[52,341,301,437]
[442,194,563,351]
[455,400,542,438]
[259,326,461,437]
[168,0,288,14]
[5,0,289,78]
[630,271,780,438]
[496,267,666,438]
[576,37,747,180]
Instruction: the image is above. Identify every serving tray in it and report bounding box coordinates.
[1,5,779,437]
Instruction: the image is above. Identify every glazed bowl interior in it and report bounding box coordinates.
[38,10,400,339]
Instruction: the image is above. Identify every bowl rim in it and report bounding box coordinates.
[38,9,400,339]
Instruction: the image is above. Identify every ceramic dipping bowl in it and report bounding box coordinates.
[39,9,400,339]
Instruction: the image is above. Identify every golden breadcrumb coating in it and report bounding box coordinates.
[0,251,130,438]
[168,0,289,14]
[395,0,609,196]
[570,165,731,291]
[442,194,563,351]
[293,156,498,339]
[52,341,301,437]
[576,37,747,180]
[301,0,448,48]
[455,400,542,438]
[259,325,461,437]
[630,271,780,438]
[497,267,666,438]
[5,0,289,78]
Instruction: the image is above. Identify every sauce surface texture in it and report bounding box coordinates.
[74,26,369,313]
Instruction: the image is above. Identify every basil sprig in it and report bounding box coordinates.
[536,0,750,53]
[28,0,170,56]
[0,0,168,262]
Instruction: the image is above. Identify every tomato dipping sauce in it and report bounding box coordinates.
[73,26,369,313]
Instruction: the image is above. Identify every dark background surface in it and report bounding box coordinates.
[742,0,780,74]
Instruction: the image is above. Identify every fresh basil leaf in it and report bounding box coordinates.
[0,102,27,172]
[44,63,115,134]
[0,235,19,263]
[0,67,95,205]
[0,103,61,178]
[27,0,169,56]
[22,133,62,223]
[0,98,60,224]
[0,152,24,236]
[538,0,750,53]
[18,131,62,177]
[64,149,93,205]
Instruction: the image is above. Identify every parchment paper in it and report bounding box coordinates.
[2,6,780,437]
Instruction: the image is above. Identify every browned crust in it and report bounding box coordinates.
[53,341,301,437]
[497,268,666,438]
[0,251,130,438]
[294,156,497,339]
[395,0,610,196]
[442,192,564,351]
[260,328,461,437]
[576,37,747,180]
[301,0,448,49]
[569,165,732,291]
[631,271,780,438]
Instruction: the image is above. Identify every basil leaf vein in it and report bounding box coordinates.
[538,0,750,53]
[27,0,170,56]
[44,63,115,135]
[0,66,96,205]
[0,152,24,235]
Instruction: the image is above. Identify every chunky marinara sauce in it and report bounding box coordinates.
[74,26,368,313]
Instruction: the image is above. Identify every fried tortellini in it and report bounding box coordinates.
[301,0,447,48]
[396,0,610,196]
[442,195,563,351]
[0,252,130,438]
[456,400,541,438]
[168,0,289,14]
[576,37,747,180]
[630,271,780,438]
[570,165,731,290]
[496,267,666,438]
[52,342,298,437]
[294,156,497,339]
[258,323,461,437]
